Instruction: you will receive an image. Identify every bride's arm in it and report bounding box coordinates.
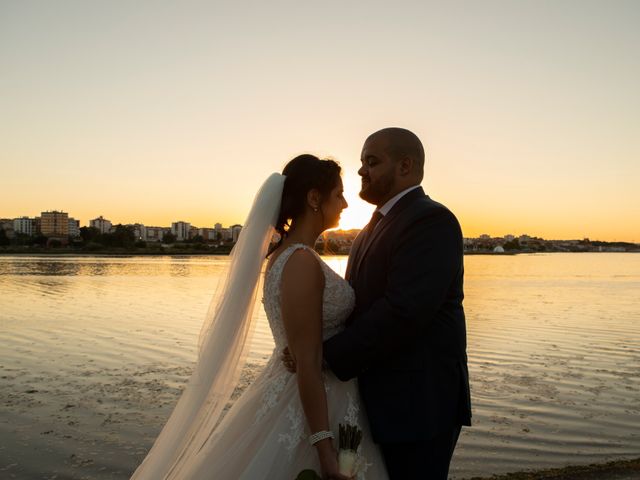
[281,249,347,479]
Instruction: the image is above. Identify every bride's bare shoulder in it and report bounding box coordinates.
[281,248,324,296]
[267,244,323,282]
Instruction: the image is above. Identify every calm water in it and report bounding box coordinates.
[1,253,639,479]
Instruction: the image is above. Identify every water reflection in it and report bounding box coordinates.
[0,255,230,278]
[0,258,82,276]
[32,277,73,296]
[81,261,112,276]
[169,261,192,277]
[0,253,638,479]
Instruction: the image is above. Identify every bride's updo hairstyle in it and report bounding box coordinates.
[269,154,341,256]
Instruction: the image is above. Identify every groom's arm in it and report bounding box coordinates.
[324,209,463,381]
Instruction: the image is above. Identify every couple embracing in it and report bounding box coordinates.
[131,128,471,479]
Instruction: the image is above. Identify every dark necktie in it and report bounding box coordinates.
[349,211,384,283]
[367,211,384,233]
[360,211,383,253]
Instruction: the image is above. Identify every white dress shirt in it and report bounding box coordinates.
[377,185,421,217]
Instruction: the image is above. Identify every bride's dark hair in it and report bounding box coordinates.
[268,154,341,256]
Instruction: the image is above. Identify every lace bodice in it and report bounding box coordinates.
[262,244,355,348]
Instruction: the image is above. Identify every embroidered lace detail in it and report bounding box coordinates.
[278,404,305,456]
[357,459,372,480]
[343,392,360,426]
[323,373,331,393]
[254,367,289,424]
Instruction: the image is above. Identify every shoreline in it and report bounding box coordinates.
[464,458,640,480]
[3,249,637,257]
[0,248,233,256]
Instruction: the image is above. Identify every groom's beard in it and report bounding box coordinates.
[359,171,395,206]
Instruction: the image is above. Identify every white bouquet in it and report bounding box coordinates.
[296,424,364,480]
[338,423,363,477]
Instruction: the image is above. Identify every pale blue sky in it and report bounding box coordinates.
[1,1,639,240]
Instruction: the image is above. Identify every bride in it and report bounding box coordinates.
[131,154,388,479]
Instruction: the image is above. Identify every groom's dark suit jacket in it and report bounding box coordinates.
[324,187,471,443]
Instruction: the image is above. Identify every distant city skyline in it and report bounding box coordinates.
[3,208,637,244]
[6,210,241,229]
[1,2,638,242]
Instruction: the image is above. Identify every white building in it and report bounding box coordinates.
[145,226,166,242]
[197,228,217,241]
[171,221,191,241]
[68,218,80,238]
[90,216,112,234]
[13,217,34,236]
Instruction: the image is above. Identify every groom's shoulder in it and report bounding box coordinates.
[419,195,448,211]
[395,196,463,243]
[409,195,459,224]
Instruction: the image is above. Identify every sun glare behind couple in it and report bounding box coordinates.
[329,172,376,232]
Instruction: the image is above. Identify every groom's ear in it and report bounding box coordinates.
[398,155,414,176]
[307,188,322,210]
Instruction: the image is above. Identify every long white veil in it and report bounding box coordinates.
[131,173,285,479]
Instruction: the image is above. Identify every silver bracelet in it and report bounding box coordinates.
[309,430,334,445]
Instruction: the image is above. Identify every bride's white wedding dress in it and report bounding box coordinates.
[174,243,388,479]
[131,174,388,479]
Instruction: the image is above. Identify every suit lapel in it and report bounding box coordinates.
[350,187,426,282]
[350,213,394,281]
[346,228,367,283]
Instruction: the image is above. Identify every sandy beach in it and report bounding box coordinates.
[2,362,638,479]
[468,458,640,480]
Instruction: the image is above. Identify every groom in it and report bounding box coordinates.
[324,127,471,479]
[283,127,470,478]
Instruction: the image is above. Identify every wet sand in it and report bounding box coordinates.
[2,361,638,479]
[468,458,640,479]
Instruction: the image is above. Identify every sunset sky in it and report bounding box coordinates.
[1,1,638,241]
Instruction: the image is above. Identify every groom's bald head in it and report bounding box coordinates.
[366,127,425,182]
[358,127,425,206]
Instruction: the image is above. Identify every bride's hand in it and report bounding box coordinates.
[316,440,352,480]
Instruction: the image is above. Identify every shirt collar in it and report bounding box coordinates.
[377,185,421,216]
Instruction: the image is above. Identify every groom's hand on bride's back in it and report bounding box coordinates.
[282,346,330,374]
[281,346,297,373]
